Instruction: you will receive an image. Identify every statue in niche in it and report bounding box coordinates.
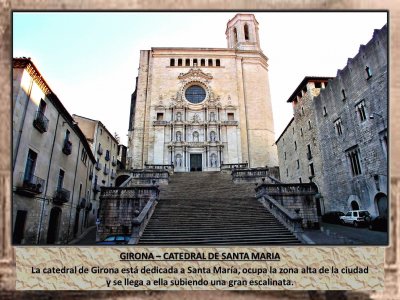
[210,131,216,142]
[210,153,217,167]
[193,131,199,142]
[210,112,216,121]
[176,112,182,122]
[191,113,200,123]
[176,131,182,142]
[176,154,182,167]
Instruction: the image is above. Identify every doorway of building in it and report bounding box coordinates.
[351,201,359,210]
[13,210,27,244]
[190,154,202,171]
[375,193,388,218]
[47,207,62,244]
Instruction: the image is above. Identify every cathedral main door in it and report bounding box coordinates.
[190,154,202,172]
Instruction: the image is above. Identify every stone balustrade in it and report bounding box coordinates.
[128,169,169,185]
[231,167,280,184]
[144,163,174,175]
[255,182,319,229]
[97,186,159,241]
[220,162,248,171]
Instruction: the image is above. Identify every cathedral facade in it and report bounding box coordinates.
[128,14,278,171]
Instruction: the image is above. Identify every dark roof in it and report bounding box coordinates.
[286,76,334,103]
[275,117,294,144]
[72,114,119,144]
[13,57,96,163]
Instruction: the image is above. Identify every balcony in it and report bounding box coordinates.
[221,120,238,126]
[53,187,71,204]
[95,162,102,170]
[103,166,109,175]
[79,198,86,209]
[89,173,93,181]
[97,147,103,156]
[153,120,170,126]
[307,152,312,160]
[33,111,49,133]
[112,158,117,166]
[62,140,72,155]
[93,183,101,193]
[105,153,110,161]
[15,173,45,197]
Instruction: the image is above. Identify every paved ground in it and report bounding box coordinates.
[70,222,388,246]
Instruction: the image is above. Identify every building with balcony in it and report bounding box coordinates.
[276,24,387,218]
[12,57,96,244]
[127,14,278,172]
[72,115,119,204]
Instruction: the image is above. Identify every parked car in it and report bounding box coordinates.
[368,216,388,232]
[96,235,131,245]
[321,211,345,224]
[340,210,371,227]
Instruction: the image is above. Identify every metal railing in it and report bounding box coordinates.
[62,140,72,155]
[53,187,71,204]
[15,172,45,195]
[33,111,49,133]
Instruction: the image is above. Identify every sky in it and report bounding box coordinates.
[13,12,388,145]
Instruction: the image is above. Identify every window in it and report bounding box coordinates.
[100,128,102,135]
[233,28,238,44]
[201,59,205,66]
[347,147,362,176]
[170,59,175,66]
[81,148,88,164]
[244,24,249,40]
[308,120,312,130]
[33,99,49,133]
[157,113,164,120]
[300,128,303,136]
[296,160,300,169]
[284,152,286,160]
[365,66,372,79]
[292,127,295,134]
[185,85,206,104]
[24,149,37,182]
[356,101,367,122]
[301,107,304,115]
[342,89,346,100]
[227,113,234,121]
[65,129,70,142]
[216,59,220,67]
[315,82,321,88]
[39,99,47,113]
[335,118,343,135]
[294,141,297,151]
[208,59,213,67]
[178,59,182,66]
[185,59,190,66]
[309,163,315,177]
[57,169,65,190]
[307,144,312,160]
[299,178,302,183]
[323,107,327,116]
[286,168,289,177]
[193,59,198,66]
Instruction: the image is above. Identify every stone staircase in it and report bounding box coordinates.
[139,172,301,245]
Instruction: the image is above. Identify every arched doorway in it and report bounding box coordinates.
[47,207,62,244]
[375,193,388,218]
[351,201,359,210]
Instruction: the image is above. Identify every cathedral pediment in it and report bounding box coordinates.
[178,68,213,81]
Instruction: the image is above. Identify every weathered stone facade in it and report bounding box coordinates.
[12,58,96,244]
[128,14,278,171]
[276,24,387,217]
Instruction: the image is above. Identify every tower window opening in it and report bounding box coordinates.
[244,24,249,40]
[201,59,205,66]
[233,27,238,45]
[185,59,190,66]
[216,59,220,67]
[208,59,213,67]
[178,59,182,66]
[365,66,372,79]
[170,59,175,67]
[315,82,322,88]
[193,59,198,66]
[342,89,346,100]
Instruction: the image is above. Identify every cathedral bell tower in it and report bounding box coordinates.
[226,14,261,51]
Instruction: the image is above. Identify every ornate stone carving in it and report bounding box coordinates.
[178,67,213,81]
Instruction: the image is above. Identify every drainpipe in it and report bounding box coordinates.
[13,76,34,169]
[66,140,81,243]
[37,112,60,244]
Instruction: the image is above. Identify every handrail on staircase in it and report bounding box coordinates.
[129,198,158,244]
[258,194,303,233]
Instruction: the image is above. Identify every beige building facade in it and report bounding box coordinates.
[128,14,278,171]
[12,58,96,244]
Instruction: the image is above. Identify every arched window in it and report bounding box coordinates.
[233,27,238,44]
[201,59,205,66]
[170,59,175,66]
[185,59,190,66]
[208,59,213,67]
[178,59,182,66]
[244,24,249,40]
[193,59,198,66]
[216,59,220,67]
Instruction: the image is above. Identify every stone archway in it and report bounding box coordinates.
[375,193,388,218]
[351,201,359,210]
[47,207,62,244]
